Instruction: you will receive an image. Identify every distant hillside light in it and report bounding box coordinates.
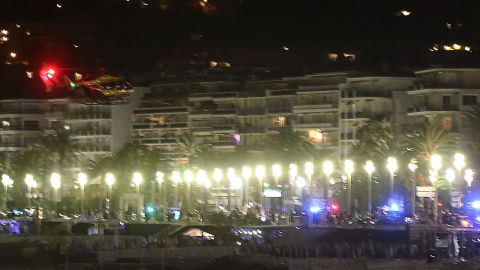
[400,10,411,16]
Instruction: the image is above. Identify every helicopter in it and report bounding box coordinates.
[39,65,134,105]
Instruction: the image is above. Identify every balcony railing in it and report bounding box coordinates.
[211,141,236,147]
[0,143,24,147]
[134,107,188,114]
[267,107,292,114]
[212,125,236,132]
[71,129,111,136]
[191,127,213,133]
[239,126,266,133]
[213,109,237,115]
[190,109,212,115]
[0,126,41,131]
[67,113,111,120]
[0,108,44,114]
[407,106,459,113]
[238,108,266,116]
[133,122,188,129]
[134,137,177,145]
[80,145,111,152]
[341,112,381,119]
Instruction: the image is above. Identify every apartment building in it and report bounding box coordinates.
[339,76,415,157]
[132,74,347,159]
[405,69,480,142]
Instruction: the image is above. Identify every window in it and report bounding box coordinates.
[273,116,286,127]
[463,95,477,106]
[442,96,452,109]
[442,117,452,131]
[24,121,39,130]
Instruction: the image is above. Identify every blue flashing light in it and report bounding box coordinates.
[309,206,321,214]
[146,206,155,214]
[476,216,480,223]
[390,203,400,212]
[472,201,480,209]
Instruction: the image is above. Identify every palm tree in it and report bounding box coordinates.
[350,118,398,161]
[267,129,315,162]
[0,152,12,176]
[175,132,210,165]
[403,120,455,163]
[33,129,81,175]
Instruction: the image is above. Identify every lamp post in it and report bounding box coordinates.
[272,164,282,187]
[171,171,181,208]
[77,172,87,214]
[408,160,418,215]
[226,168,235,211]
[386,157,398,199]
[24,174,36,208]
[364,160,375,213]
[242,166,252,208]
[430,154,442,223]
[230,176,243,210]
[1,174,13,210]
[105,173,115,219]
[453,153,465,187]
[156,171,165,221]
[132,172,143,221]
[289,164,298,186]
[446,168,455,208]
[305,162,314,201]
[213,168,222,207]
[183,170,193,211]
[196,169,209,216]
[465,169,474,187]
[344,160,354,213]
[255,165,265,205]
[322,161,334,209]
[51,172,61,214]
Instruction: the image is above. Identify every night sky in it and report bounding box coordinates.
[1,0,479,97]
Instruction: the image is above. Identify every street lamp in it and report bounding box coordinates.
[231,176,243,210]
[344,160,354,213]
[213,168,222,207]
[183,170,193,211]
[255,165,266,204]
[453,153,465,186]
[465,169,474,187]
[77,172,87,213]
[1,174,13,210]
[364,160,375,213]
[105,172,115,218]
[242,166,252,207]
[305,162,314,200]
[24,174,36,208]
[272,164,281,187]
[171,171,181,208]
[50,172,61,200]
[431,154,442,172]
[289,164,298,183]
[408,160,418,215]
[322,161,334,206]
[386,157,398,198]
[446,168,455,207]
[227,168,235,211]
[197,169,209,215]
[155,171,165,219]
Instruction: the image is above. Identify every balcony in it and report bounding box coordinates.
[66,113,111,120]
[0,142,25,149]
[133,122,188,130]
[238,126,266,134]
[191,126,213,135]
[80,145,112,153]
[267,107,292,115]
[211,140,236,149]
[212,92,238,100]
[71,129,111,137]
[188,93,212,101]
[341,112,382,120]
[267,126,291,133]
[213,109,237,116]
[407,106,460,116]
[189,109,212,119]
[44,111,65,119]
[0,126,41,133]
[134,107,189,115]
[267,89,296,96]
[293,122,337,131]
[293,104,337,113]
[212,125,236,133]
[0,108,44,115]
[133,137,177,145]
[238,108,266,116]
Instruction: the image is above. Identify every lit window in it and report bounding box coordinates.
[308,129,324,143]
[343,53,356,61]
[442,117,452,131]
[273,116,286,127]
[328,53,338,61]
[2,121,11,127]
